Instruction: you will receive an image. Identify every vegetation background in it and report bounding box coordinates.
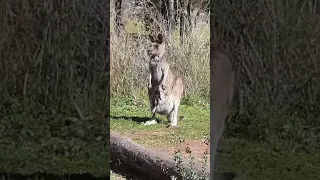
[110,0,320,180]
[0,0,109,179]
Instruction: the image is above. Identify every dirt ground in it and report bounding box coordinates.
[127,130,211,165]
[158,139,210,166]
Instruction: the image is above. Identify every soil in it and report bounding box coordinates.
[125,131,211,164]
[159,140,210,166]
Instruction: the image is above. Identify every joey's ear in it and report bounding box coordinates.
[157,34,164,44]
[148,34,155,42]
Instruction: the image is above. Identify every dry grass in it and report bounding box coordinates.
[212,0,320,112]
[110,29,210,100]
[0,0,109,112]
[0,0,109,177]
[210,0,320,139]
[110,2,210,101]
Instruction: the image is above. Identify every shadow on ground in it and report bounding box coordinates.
[0,173,109,180]
[110,116,161,123]
[110,115,185,124]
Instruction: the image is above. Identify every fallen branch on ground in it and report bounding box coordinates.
[110,131,238,180]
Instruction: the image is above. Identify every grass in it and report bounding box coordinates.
[0,101,109,178]
[1,0,109,178]
[0,173,107,180]
[111,98,320,180]
[110,171,124,180]
[110,22,210,99]
[110,97,210,180]
[218,138,320,180]
[110,97,209,147]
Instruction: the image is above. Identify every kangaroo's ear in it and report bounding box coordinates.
[148,34,155,42]
[157,34,164,44]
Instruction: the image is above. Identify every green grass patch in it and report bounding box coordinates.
[0,103,109,177]
[111,98,320,180]
[110,98,209,147]
[219,138,320,180]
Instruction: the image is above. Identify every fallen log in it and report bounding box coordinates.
[110,131,239,180]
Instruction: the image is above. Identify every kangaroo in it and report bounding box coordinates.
[148,55,167,115]
[210,44,237,180]
[147,33,184,128]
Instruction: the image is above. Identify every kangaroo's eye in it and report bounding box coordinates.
[155,45,159,48]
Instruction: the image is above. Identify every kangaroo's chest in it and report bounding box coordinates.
[149,60,164,83]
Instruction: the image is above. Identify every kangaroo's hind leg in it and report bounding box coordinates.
[151,88,161,115]
[170,100,180,127]
[148,87,157,118]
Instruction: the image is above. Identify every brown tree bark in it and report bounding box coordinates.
[186,0,192,34]
[144,0,161,33]
[194,0,204,27]
[167,0,174,38]
[110,131,238,180]
[179,0,185,44]
[174,0,179,27]
[114,0,124,36]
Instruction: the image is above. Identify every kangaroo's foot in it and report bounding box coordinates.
[167,124,178,129]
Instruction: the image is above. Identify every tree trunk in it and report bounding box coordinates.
[173,0,179,27]
[115,0,124,36]
[179,0,185,44]
[167,0,174,38]
[144,1,152,32]
[144,0,162,33]
[211,0,226,47]
[194,0,204,27]
[186,0,192,35]
[110,131,238,180]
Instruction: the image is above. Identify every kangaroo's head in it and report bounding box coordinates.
[147,33,165,58]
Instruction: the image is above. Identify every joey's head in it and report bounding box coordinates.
[147,33,166,58]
